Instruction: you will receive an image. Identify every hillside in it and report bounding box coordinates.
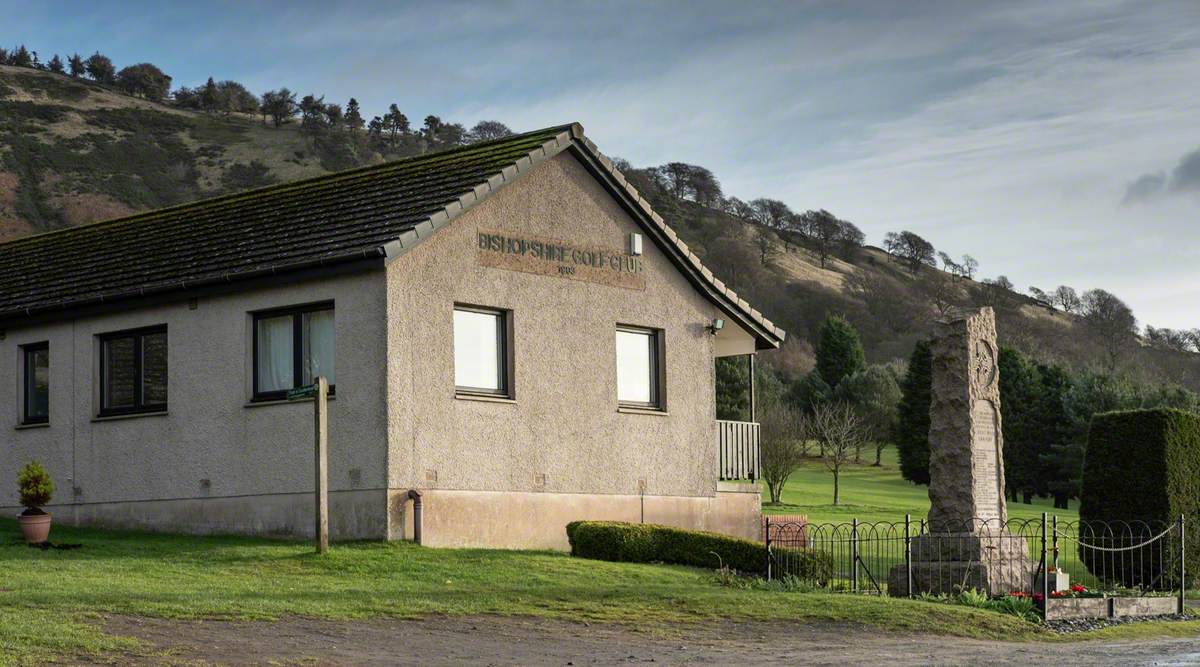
[1,64,1196,390]
[0,65,364,239]
[618,177,1200,391]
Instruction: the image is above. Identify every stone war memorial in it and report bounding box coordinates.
[888,307,1034,596]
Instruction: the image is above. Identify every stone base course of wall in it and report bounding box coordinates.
[11,489,389,541]
[5,485,762,551]
[390,486,762,550]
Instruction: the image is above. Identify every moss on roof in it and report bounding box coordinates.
[0,124,575,319]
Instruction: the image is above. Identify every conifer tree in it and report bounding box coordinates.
[199,77,219,113]
[894,339,932,485]
[815,315,866,389]
[344,98,365,135]
[998,347,1043,503]
[68,53,85,77]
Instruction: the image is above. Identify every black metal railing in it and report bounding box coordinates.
[763,514,1188,619]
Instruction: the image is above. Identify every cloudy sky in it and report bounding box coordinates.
[5,1,1200,328]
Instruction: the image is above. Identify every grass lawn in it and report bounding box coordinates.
[762,448,1080,525]
[0,518,1056,666]
[1,455,1189,665]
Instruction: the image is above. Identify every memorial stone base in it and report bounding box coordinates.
[887,532,1035,597]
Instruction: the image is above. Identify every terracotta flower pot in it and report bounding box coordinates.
[18,512,51,544]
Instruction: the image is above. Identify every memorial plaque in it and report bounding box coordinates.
[475,228,646,290]
[971,399,1002,522]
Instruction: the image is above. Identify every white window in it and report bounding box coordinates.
[454,306,511,396]
[253,303,335,400]
[616,327,662,409]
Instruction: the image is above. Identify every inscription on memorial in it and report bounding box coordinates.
[475,229,646,290]
[971,399,1003,522]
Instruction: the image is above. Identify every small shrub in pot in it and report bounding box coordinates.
[17,461,54,543]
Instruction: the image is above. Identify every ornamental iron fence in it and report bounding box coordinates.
[763,513,1187,619]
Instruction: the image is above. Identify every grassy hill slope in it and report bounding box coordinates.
[0,65,348,240]
[2,64,1196,388]
[632,191,1200,389]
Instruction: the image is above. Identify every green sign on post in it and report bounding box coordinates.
[287,384,317,400]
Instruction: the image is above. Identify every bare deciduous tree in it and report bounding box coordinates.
[759,396,809,505]
[1082,288,1138,372]
[961,254,979,280]
[916,271,956,318]
[1053,285,1082,314]
[810,402,863,505]
[883,230,936,273]
[749,198,793,230]
[754,227,778,267]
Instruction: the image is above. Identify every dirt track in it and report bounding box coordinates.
[78,615,1200,667]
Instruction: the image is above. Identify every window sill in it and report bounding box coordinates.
[245,395,337,408]
[15,422,50,430]
[91,411,169,423]
[455,392,516,405]
[617,406,669,416]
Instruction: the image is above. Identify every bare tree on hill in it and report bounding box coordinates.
[260,88,298,127]
[961,254,979,279]
[883,230,936,273]
[754,227,779,267]
[1053,285,1082,314]
[917,271,957,318]
[749,198,793,231]
[467,120,513,143]
[1081,288,1138,372]
[657,163,723,207]
[1145,326,1194,353]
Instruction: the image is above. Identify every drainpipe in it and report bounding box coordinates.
[407,489,423,545]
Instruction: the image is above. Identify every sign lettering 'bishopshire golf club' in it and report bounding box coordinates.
[476,229,646,290]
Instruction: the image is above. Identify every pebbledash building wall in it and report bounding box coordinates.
[0,124,784,549]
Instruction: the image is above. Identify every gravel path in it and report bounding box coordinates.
[82,615,1200,666]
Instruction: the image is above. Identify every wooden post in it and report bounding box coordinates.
[748,353,757,423]
[314,376,329,554]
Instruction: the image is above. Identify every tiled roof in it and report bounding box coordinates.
[0,123,784,346]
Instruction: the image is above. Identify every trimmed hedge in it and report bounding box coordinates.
[565,521,833,581]
[1080,408,1200,585]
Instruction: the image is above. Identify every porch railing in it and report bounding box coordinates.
[717,419,759,481]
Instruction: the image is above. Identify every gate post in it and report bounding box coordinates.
[904,513,913,598]
[1179,514,1187,615]
[764,516,772,581]
[1051,514,1059,573]
[852,518,859,593]
[1040,512,1049,620]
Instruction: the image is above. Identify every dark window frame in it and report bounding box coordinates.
[251,301,336,402]
[98,325,168,417]
[453,304,514,399]
[21,341,49,425]
[616,325,666,411]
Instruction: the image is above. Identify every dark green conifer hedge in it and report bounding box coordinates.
[1080,408,1200,585]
